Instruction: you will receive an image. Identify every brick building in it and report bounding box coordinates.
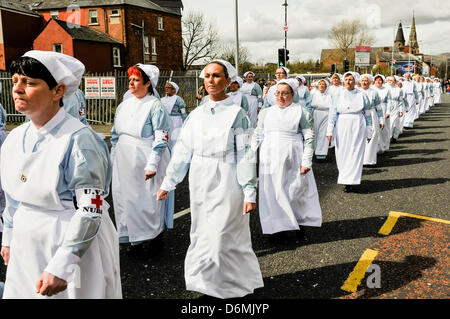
[21,0,184,71]
[0,1,43,70]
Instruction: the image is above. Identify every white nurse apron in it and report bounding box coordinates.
[112,95,171,243]
[161,95,183,150]
[0,117,121,299]
[258,104,322,234]
[240,82,259,128]
[179,99,263,299]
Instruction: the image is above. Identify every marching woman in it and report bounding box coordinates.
[295,75,311,108]
[424,78,433,112]
[433,78,442,105]
[326,72,373,193]
[328,73,344,98]
[415,75,425,118]
[156,59,263,299]
[252,78,322,241]
[0,84,7,232]
[402,73,419,128]
[307,78,333,160]
[0,51,121,298]
[373,74,391,153]
[161,81,187,150]
[228,76,249,113]
[263,66,299,108]
[386,76,404,142]
[111,64,173,260]
[241,71,262,127]
[359,74,384,166]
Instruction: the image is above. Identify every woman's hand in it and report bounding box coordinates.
[380,124,385,130]
[156,189,169,201]
[1,246,10,265]
[399,112,403,117]
[326,135,332,142]
[145,171,156,181]
[300,166,310,174]
[36,272,67,297]
[243,202,256,215]
[385,114,390,119]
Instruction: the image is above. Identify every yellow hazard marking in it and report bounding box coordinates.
[379,211,450,236]
[341,249,379,293]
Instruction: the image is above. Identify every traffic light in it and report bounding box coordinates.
[285,49,290,63]
[278,48,286,67]
[343,59,349,72]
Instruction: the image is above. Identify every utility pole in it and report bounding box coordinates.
[283,0,288,65]
[234,0,239,75]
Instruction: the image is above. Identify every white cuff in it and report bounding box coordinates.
[379,117,385,125]
[1,227,13,247]
[326,123,334,137]
[366,126,374,139]
[44,246,81,282]
[244,188,257,203]
[145,151,161,172]
[160,178,176,192]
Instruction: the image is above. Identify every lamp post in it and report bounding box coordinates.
[234,0,239,74]
[283,0,288,64]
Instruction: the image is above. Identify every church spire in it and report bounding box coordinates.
[409,12,419,54]
[394,22,405,51]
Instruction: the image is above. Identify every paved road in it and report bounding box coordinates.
[1,95,449,302]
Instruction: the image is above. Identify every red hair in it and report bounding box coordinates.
[127,65,152,93]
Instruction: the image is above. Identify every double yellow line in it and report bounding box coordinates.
[340,211,449,293]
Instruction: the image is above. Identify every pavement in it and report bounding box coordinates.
[0,95,449,304]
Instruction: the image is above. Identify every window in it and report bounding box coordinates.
[110,9,120,16]
[50,10,59,20]
[157,17,164,30]
[151,37,156,55]
[113,47,121,67]
[53,44,62,53]
[89,10,98,24]
[143,36,150,54]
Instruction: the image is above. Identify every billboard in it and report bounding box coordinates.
[355,46,371,67]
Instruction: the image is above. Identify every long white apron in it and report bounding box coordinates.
[434,85,441,104]
[0,128,7,232]
[377,94,390,153]
[259,105,322,234]
[112,95,171,242]
[180,102,263,299]
[314,109,330,157]
[1,118,121,299]
[335,92,367,185]
[364,108,380,165]
[161,95,183,150]
[403,93,417,128]
[240,82,259,128]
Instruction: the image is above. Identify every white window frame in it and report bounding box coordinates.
[151,37,157,55]
[143,36,150,55]
[53,43,63,53]
[89,10,98,25]
[113,47,121,67]
[110,9,120,17]
[50,10,59,20]
[157,16,164,30]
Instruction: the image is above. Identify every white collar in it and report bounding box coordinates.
[30,107,66,138]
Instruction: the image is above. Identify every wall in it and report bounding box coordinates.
[33,19,74,55]
[74,41,113,73]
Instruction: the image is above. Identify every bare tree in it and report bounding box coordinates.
[182,11,220,70]
[218,43,251,67]
[328,19,376,61]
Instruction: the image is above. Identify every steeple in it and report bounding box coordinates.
[409,12,419,54]
[394,22,405,51]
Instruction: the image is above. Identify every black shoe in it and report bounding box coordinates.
[344,185,354,193]
[296,226,306,241]
[268,231,289,244]
[126,243,147,260]
[146,233,165,258]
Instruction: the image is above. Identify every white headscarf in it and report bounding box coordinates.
[360,74,374,82]
[374,74,386,83]
[277,66,290,77]
[343,71,360,83]
[317,78,330,90]
[231,76,243,88]
[166,81,179,94]
[386,75,396,82]
[296,75,306,85]
[243,71,255,78]
[135,63,159,89]
[199,59,237,82]
[277,78,298,93]
[23,50,85,97]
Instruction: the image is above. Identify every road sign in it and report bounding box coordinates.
[355,46,371,67]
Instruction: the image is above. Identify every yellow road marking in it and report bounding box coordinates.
[341,249,379,293]
[379,211,450,236]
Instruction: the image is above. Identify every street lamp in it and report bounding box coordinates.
[234,0,239,74]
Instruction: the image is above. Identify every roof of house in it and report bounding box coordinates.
[321,47,422,64]
[51,18,122,44]
[151,0,183,15]
[0,0,41,16]
[19,0,179,15]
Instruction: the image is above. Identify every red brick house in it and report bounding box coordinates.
[34,19,123,73]
[0,1,43,70]
[22,0,184,71]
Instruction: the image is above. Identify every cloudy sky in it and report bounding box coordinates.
[182,0,450,64]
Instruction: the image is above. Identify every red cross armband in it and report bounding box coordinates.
[74,188,105,215]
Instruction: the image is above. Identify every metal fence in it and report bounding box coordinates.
[0,69,332,124]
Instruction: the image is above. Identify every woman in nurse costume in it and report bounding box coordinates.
[111,64,173,259]
[0,83,7,232]
[156,59,263,299]
[307,78,333,160]
[433,78,442,104]
[326,72,373,193]
[386,76,404,142]
[359,74,384,166]
[228,76,250,113]
[160,81,187,151]
[0,51,121,299]
[373,74,391,153]
[295,75,311,108]
[263,66,299,109]
[241,71,262,128]
[252,79,322,240]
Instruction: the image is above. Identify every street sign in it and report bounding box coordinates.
[355,46,371,67]
[85,77,116,99]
